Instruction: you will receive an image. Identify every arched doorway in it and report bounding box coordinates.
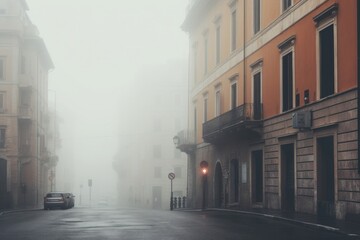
[230,159,239,203]
[214,162,223,208]
[0,158,7,209]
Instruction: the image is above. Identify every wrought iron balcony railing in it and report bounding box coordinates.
[174,129,196,154]
[203,103,263,142]
[18,105,32,119]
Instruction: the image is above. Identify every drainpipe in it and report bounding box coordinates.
[357,0,360,173]
[243,0,246,107]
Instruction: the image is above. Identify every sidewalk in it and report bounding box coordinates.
[204,207,360,238]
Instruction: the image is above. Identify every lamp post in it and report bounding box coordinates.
[200,161,208,210]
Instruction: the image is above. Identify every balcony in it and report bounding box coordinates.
[18,73,34,88]
[19,143,31,156]
[174,129,196,154]
[18,105,32,120]
[203,103,263,144]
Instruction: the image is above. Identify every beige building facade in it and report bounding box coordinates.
[0,0,55,209]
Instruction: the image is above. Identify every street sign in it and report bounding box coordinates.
[168,172,175,180]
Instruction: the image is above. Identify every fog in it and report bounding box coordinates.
[26,0,188,207]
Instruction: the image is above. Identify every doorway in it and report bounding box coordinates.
[317,136,335,218]
[230,159,239,203]
[214,162,223,208]
[281,144,295,212]
[252,150,263,203]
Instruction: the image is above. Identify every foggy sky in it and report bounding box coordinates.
[25,0,189,202]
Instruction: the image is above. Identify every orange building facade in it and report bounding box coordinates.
[177,0,358,220]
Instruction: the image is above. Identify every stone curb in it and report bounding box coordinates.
[0,208,42,216]
[178,208,360,239]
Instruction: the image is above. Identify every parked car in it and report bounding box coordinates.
[44,192,74,210]
[67,193,75,208]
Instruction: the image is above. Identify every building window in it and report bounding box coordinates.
[174,167,182,178]
[216,25,221,65]
[204,37,208,75]
[20,55,26,74]
[0,58,5,80]
[282,0,292,12]
[314,4,338,100]
[215,89,221,117]
[282,51,294,112]
[203,95,208,122]
[0,92,4,113]
[154,167,162,178]
[192,43,198,85]
[193,106,197,142]
[319,24,335,98]
[153,145,162,158]
[231,9,237,52]
[253,0,260,34]
[230,77,238,110]
[0,128,5,148]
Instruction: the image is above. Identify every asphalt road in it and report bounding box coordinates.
[0,207,355,240]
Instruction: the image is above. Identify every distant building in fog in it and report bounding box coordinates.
[0,0,55,208]
[113,60,188,209]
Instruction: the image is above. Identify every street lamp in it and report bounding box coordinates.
[200,161,208,210]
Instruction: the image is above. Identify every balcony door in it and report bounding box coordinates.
[317,136,335,218]
[253,71,262,120]
[281,143,295,212]
[214,162,223,208]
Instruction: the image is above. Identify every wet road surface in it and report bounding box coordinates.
[0,207,356,240]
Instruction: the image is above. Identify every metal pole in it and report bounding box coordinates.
[89,186,92,207]
[170,179,173,211]
[202,175,206,210]
[80,185,83,205]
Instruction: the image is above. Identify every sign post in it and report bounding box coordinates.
[88,179,92,207]
[168,172,175,210]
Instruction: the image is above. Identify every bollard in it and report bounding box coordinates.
[178,197,181,208]
[174,197,177,209]
[182,196,186,208]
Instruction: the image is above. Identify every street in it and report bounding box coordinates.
[0,207,355,240]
